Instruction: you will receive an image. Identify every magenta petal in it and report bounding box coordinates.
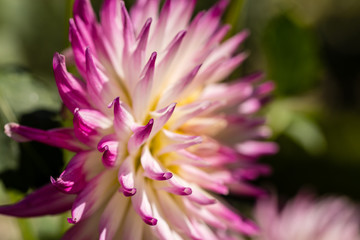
[236,141,279,158]
[53,53,91,112]
[127,119,154,154]
[109,97,134,139]
[73,0,97,51]
[118,156,136,197]
[130,0,159,33]
[85,48,121,111]
[69,171,116,224]
[155,30,187,90]
[132,18,152,66]
[160,176,192,196]
[131,174,157,226]
[120,1,136,51]
[0,184,76,217]
[150,102,176,138]
[73,108,112,146]
[69,19,87,76]
[5,123,86,152]
[73,0,96,26]
[98,134,120,168]
[132,52,157,121]
[50,151,93,194]
[207,202,259,235]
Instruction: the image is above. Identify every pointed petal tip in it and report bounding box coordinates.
[183,187,193,195]
[120,187,137,197]
[162,172,173,180]
[107,97,120,108]
[67,217,77,224]
[149,171,173,181]
[149,51,157,62]
[148,118,154,126]
[52,52,66,71]
[144,217,158,226]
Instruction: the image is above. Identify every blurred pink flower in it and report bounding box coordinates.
[255,193,360,240]
[1,0,277,239]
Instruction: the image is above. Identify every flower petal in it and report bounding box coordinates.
[141,147,172,181]
[131,173,158,226]
[0,184,75,217]
[53,52,91,112]
[85,48,122,111]
[4,123,86,152]
[98,134,122,168]
[127,119,154,154]
[157,130,202,155]
[99,192,130,240]
[118,156,136,197]
[150,102,176,138]
[109,97,134,140]
[157,64,201,109]
[51,150,104,194]
[132,52,157,121]
[68,170,117,224]
[235,141,279,159]
[73,108,112,146]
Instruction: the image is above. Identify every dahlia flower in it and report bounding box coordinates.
[1,0,277,239]
[254,193,360,240]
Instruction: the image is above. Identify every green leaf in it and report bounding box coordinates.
[262,13,321,96]
[285,114,326,156]
[0,67,60,173]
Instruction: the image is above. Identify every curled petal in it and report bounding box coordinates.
[98,134,121,168]
[73,108,112,146]
[157,175,192,196]
[127,119,154,154]
[132,173,158,226]
[141,147,172,181]
[118,156,136,197]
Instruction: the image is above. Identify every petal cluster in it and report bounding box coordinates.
[1,0,277,239]
[255,194,360,240]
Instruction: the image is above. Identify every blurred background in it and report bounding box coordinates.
[0,0,359,239]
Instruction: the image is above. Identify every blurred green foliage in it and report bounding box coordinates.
[0,0,360,239]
